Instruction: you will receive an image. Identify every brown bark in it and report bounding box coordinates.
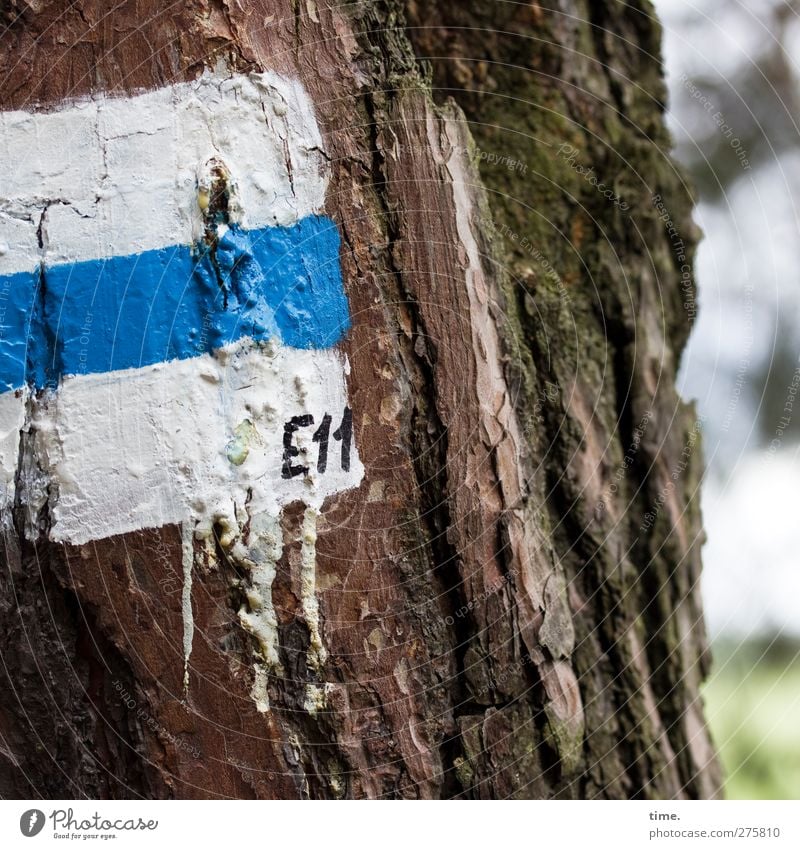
[0,0,721,798]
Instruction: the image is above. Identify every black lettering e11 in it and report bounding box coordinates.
[281,407,353,479]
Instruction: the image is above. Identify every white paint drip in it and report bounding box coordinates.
[230,511,284,712]
[235,512,283,669]
[250,663,271,715]
[300,505,327,673]
[0,390,25,509]
[181,521,195,696]
[303,682,333,716]
[226,504,337,713]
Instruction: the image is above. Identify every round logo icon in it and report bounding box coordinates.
[19,809,45,837]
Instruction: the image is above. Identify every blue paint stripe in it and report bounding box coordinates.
[0,215,350,393]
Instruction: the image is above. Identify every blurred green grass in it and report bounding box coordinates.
[703,638,800,799]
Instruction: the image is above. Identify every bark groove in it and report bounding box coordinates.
[0,0,721,798]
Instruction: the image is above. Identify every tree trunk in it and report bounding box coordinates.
[0,0,722,799]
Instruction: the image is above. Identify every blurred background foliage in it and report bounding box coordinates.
[706,639,800,798]
[656,0,800,799]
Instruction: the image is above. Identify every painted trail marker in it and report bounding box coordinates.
[0,71,363,547]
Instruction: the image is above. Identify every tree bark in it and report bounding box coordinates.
[0,0,722,799]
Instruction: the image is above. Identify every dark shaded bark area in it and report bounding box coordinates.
[0,0,721,798]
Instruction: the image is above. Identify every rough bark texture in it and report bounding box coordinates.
[0,0,721,798]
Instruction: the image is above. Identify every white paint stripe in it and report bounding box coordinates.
[33,339,363,545]
[0,71,329,275]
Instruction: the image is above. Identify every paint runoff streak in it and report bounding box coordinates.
[232,512,284,712]
[181,522,195,696]
[300,505,327,672]
[0,390,25,509]
[250,664,271,715]
[304,682,333,716]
